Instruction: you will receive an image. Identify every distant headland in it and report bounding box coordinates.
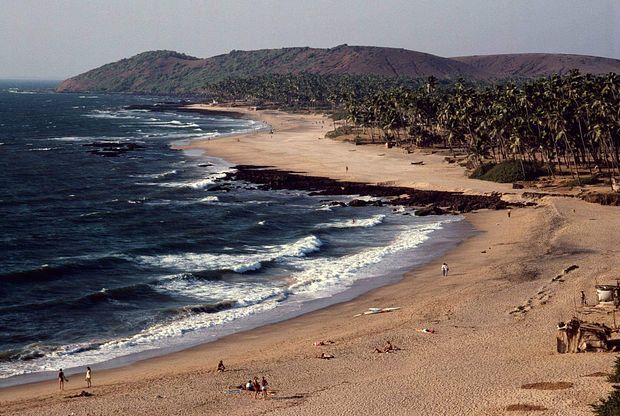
[56,45,620,95]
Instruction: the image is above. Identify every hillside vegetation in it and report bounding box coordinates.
[56,46,620,95]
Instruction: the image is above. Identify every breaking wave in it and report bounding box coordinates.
[137,235,323,273]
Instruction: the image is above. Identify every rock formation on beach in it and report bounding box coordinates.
[225,165,521,214]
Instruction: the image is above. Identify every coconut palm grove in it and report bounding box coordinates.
[211,71,619,184]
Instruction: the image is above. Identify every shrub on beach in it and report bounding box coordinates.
[608,357,620,383]
[591,357,620,416]
[592,389,620,416]
[325,125,354,139]
[469,160,545,183]
[469,162,496,179]
[564,175,600,187]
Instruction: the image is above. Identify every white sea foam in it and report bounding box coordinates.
[149,171,231,189]
[48,136,89,142]
[148,131,217,140]
[137,235,323,273]
[0,279,288,379]
[317,214,385,229]
[130,169,177,179]
[288,220,452,297]
[8,90,37,94]
[84,109,150,120]
[154,176,219,189]
[48,136,130,143]
[0,217,461,380]
[145,195,220,206]
[146,120,200,129]
[79,211,101,217]
[133,220,451,350]
[83,110,138,120]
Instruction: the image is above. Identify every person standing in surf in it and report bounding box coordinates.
[58,369,68,390]
[85,366,92,388]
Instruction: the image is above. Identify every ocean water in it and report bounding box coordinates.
[0,80,467,385]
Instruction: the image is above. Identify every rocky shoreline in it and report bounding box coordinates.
[225,165,526,215]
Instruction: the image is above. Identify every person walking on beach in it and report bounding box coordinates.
[85,366,92,388]
[261,376,269,400]
[441,262,449,277]
[58,369,68,391]
[508,209,512,218]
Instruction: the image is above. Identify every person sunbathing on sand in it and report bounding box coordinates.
[374,340,397,353]
[318,352,335,359]
[217,360,226,372]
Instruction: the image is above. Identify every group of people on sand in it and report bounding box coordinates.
[314,339,336,359]
[242,376,269,399]
[441,262,449,277]
[58,366,91,391]
[222,360,269,399]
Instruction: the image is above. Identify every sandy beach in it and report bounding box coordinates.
[1,105,617,415]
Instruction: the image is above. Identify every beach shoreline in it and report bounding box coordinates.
[0,103,475,388]
[2,105,617,415]
[0,211,472,390]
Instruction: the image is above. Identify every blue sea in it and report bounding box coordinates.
[0,80,468,385]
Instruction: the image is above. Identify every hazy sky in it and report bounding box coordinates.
[1,0,618,79]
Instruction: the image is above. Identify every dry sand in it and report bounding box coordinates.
[1,105,617,415]
[179,105,516,195]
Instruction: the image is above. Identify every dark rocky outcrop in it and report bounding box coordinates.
[226,166,523,215]
[83,141,145,157]
[348,199,383,207]
[414,206,448,216]
[208,184,233,192]
[582,192,620,206]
